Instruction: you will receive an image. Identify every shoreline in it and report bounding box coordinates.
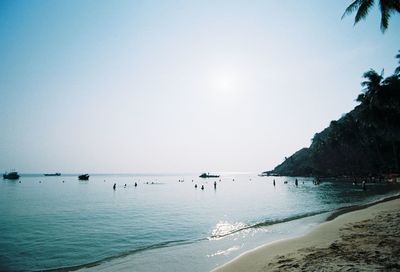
[35,187,400,272]
[55,194,400,272]
[326,193,400,221]
[214,193,400,271]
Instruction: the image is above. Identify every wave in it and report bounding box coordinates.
[38,211,328,271]
[208,210,330,240]
[40,210,332,271]
[39,239,202,272]
[209,192,400,240]
[206,194,400,251]
[326,192,400,221]
[215,193,400,242]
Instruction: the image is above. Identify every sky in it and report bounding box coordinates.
[0,0,399,174]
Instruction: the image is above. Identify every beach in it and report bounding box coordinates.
[215,196,400,271]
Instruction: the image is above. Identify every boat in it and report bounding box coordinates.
[3,171,20,180]
[199,173,220,178]
[44,173,61,176]
[78,174,89,180]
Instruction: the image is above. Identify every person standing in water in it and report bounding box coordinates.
[273,179,276,187]
[214,181,217,189]
[113,183,116,190]
[295,179,298,187]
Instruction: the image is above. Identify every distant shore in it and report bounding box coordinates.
[215,194,400,271]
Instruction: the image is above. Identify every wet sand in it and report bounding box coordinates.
[215,196,400,271]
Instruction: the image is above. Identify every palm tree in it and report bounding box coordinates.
[361,69,383,91]
[342,0,400,32]
[358,69,384,105]
[395,50,400,75]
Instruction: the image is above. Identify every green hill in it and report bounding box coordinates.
[266,55,400,177]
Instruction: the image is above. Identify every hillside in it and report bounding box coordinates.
[265,61,400,177]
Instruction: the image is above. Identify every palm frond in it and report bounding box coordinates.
[342,0,363,19]
[395,50,400,74]
[361,69,383,91]
[355,0,375,23]
[387,0,400,12]
[380,0,400,31]
[379,0,391,32]
[363,69,380,79]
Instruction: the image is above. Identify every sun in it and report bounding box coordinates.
[207,64,247,99]
[216,74,235,93]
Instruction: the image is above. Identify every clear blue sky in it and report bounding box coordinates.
[0,0,399,173]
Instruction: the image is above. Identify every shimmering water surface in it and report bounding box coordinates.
[0,173,399,271]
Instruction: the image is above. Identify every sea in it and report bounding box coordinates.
[0,173,399,272]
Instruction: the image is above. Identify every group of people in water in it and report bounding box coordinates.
[109,177,369,192]
[113,182,138,190]
[274,178,304,186]
[194,181,217,190]
[272,177,368,191]
[111,178,218,190]
[111,177,317,191]
[111,179,219,191]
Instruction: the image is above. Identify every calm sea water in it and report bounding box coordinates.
[0,173,399,272]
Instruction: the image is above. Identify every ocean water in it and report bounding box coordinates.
[0,173,399,272]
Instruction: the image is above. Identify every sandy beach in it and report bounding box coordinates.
[215,196,400,272]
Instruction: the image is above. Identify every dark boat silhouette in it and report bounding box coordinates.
[199,172,220,178]
[3,171,20,180]
[44,173,61,176]
[78,174,89,180]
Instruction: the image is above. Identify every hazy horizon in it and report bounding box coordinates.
[1,0,399,174]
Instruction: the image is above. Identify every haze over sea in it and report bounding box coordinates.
[1,173,399,271]
[1,1,400,271]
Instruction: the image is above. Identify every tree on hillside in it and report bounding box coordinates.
[269,52,400,176]
[361,69,383,92]
[395,50,400,75]
[355,59,400,172]
[342,0,400,32]
[356,69,383,103]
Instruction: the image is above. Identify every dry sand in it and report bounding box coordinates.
[215,197,400,272]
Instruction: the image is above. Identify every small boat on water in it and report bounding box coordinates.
[44,173,61,176]
[3,171,20,180]
[199,173,220,178]
[78,174,89,180]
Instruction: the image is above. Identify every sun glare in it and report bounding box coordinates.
[209,66,243,96]
[216,74,235,93]
[205,64,253,105]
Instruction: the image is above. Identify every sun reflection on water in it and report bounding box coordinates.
[209,221,249,240]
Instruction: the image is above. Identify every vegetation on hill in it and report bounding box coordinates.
[266,52,400,177]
